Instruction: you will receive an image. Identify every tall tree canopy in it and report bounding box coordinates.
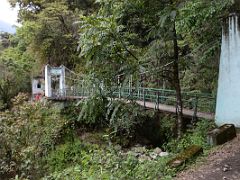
[1,0,233,134]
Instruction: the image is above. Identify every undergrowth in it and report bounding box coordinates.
[164,120,216,153]
[0,93,69,179]
[0,93,216,179]
[43,139,176,180]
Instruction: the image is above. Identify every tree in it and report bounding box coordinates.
[0,29,34,109]
[78,0,233,138]
[12,2,80,67]
[0,32,11,52]
[8,0,96,20]
[0,47,32,109]
[78,0,141,85]
[77,0,185,137]
[177,0,232,92]
[146,0,185,138]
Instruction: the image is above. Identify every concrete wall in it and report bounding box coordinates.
[32,78,44,95]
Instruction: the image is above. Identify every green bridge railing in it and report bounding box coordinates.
[54,85,216,114]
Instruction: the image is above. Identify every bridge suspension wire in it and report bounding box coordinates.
[64,66,81,76]
[45,64,215,119]
[139,61,174,75]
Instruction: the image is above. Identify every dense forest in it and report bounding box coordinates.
[0,0,236,179]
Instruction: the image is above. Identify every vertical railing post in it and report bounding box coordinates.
[129,75,133,96]
[192,95,198,124]
[82,81,84,97]
[143,88,146,108]
[119,84,122,99]
[156,91,160,110]
[138,86,140,99]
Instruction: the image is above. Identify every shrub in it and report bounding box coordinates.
[106,100,146,140]
[164,120,216,153]
[76,94,108,127]
[44,139,175,180]
[0,94,68,179]
[76,94,148,144]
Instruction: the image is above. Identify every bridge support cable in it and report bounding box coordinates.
[45,65,216,119]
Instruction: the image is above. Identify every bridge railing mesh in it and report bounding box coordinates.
[53,86,215,113]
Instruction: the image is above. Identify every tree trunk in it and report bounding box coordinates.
[172,21,184,139]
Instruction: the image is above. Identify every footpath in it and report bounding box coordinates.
[175,134,240,180]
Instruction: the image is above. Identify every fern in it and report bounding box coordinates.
[76,94,108,126]
[76,92,146,140]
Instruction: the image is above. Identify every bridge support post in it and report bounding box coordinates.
[59,65,66,97]
[45,65,52,97]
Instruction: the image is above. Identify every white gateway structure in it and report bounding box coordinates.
[44,64,66,97]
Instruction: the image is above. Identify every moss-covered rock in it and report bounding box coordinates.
[167,145,203,168]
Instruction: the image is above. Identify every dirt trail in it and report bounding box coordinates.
[175,134,240,180]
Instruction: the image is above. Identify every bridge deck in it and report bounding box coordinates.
[47,96,214,120]
[136,101,214,120]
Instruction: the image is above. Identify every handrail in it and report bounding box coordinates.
[51,86,216,114]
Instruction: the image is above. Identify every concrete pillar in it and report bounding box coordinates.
[45,65,52,97]
[216,15,240,127]
[59,65,66,96]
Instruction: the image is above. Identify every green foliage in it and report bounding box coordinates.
[0,27,35,109]
[45,140,89,172]
[77,94,108,126]
[0,32,11,51]
[178,0,233,92]
[106,100,146,140]
[44,139,175,180]
[76,93,148,144]
[165,120,216,153]
[0,94,68,179]
[0,47,33,109]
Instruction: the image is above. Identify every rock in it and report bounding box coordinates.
[170,160,182,167]
[131,146,146,154]
[149,152,158,160]
[207,124,236,146]
[216,168,221,171]
[167,145,203,168]
[128,151,140,157]
[222,164,231,172]
[222,167,228,172]
[154,147,162,154]
[159,152,169,157]
[139,154,151,162]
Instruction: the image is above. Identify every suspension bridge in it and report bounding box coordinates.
[40,65,215,120]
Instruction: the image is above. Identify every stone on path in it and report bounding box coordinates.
[207,124,236,146]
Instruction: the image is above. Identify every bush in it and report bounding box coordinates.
[164,120,216,153]
[106,100,146,140]
[44,139,175,180]
[76,94,148,144]
[76,94,108,127]
[0,94,68,179]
